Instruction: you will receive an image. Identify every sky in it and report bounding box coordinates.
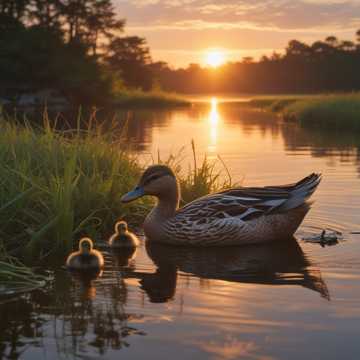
[115,0,360,68]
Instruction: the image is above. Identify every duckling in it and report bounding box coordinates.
[109,220,139,248]
[66,237,104,271]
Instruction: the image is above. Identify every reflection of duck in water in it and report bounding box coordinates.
[141,239,329,301]
[111,246,137,268]
[121,165,321,246]
[109,221,139,248]
[69,270,102,300]
[66,238,104,271]
[138,262,177,303]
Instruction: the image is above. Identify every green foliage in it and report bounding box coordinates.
[249,94,360,130]
[0,116,228,263]
[112,89,190,108]
[282,94,360,129]
[106,36,153,90]
[157,140,233,205]
[0,117,147,260]
[0,258,49,296]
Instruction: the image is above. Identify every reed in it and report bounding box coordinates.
[282,94,360,129]
[0,116,230,263]
[112,90,190,108]
[248,94,360,130]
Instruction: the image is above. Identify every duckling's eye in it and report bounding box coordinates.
[144,173,162,185]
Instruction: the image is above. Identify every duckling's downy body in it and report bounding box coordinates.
[109,221,139,248]
[66,238,104,270]
[121,165,321,246]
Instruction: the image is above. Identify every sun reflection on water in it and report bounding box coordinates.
[208,97,220,156]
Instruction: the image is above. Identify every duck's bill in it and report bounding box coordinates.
[121,186,145,203]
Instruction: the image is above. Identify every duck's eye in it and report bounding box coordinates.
[144,173,162,185]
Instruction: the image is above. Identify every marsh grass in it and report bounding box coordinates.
[282,94,360,129]
[248,94,360,130]
[113,90,190,108]
[0,113,231,265]
[0,116,149,261]
[157,139,233,205]
[0,258,49,296]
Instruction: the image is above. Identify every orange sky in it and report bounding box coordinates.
[115,0,360,68]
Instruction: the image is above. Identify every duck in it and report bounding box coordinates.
[109,220,139,248]
[121,165,321,246]
[66,237,104,271]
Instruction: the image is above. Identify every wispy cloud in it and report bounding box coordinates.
[115,0,360,66]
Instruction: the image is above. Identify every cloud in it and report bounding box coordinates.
[115,0,360,66]
[117,0,360,31]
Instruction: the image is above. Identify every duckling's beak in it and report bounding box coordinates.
[121,186,145,203]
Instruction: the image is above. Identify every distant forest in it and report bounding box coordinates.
[156,31,360,94]
[1,0,360,104]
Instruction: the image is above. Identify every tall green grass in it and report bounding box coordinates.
[248,94,360,130]
[0,258,49,296]
[282,94,360,129]
[112,90,190,108]
[0,116,230,263]
[156,139,233,204]
[0,117,148,260]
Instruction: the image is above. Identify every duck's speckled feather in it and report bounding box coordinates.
[148,173,320,246]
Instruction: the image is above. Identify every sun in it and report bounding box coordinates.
[205,50,226,68]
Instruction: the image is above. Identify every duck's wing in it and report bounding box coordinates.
[177,173,321,222]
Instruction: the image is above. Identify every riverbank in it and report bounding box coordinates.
[248,94,360,130]
[110,90,190,108]
[0,118,228,267]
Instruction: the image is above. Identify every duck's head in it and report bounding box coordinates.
[115,220,128,234]
[121,165,179,203]
[79,237,93,255]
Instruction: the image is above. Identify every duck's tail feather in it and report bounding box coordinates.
[277,173,321,212]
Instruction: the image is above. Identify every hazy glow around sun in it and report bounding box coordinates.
[205,50,226,68]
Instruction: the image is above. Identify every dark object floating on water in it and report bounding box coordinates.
[302,229,341,247]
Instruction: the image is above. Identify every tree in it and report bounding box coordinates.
[28,0,62,30]
[85,0,125,55]
[325,36,338,47]
[106,36,153,90]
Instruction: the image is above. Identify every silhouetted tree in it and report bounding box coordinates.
[106,36,152,90]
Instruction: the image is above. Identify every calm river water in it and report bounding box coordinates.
[1,97,360,359]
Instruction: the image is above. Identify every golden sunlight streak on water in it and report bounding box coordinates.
[207,97,220,157]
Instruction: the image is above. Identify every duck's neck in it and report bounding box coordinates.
[154,181,180,219]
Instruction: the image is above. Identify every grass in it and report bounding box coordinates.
[0,116,148,261]
[282,94,360,129]
[156,139,233,205]
[0,114,230,266]
[248,93,360,130]
[112,89,190,108]
[0,258,50,296]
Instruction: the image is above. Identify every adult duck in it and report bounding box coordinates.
[121,165,321,246]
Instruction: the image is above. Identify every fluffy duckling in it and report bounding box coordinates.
[66,237,104,271]
[109,220,139,248]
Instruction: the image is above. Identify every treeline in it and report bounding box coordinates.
[154,31,360,94]
[0,0,155,104]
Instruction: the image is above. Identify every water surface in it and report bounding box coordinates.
[1,97,360,359]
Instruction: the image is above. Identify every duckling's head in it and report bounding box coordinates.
[121,165,179,203]
[115,220,128,234]
[79,237,93,255]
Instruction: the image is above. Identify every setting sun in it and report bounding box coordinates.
[205,51,226,68]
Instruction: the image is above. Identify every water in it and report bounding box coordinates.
[1,97,360,359]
